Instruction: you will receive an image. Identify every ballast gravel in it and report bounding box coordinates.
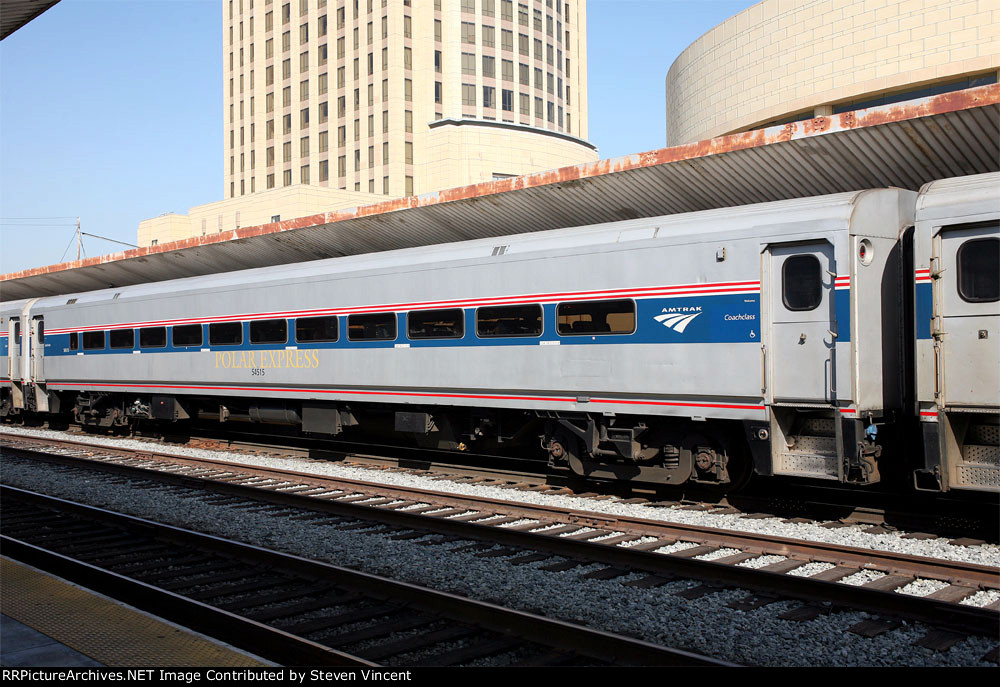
[0,455,996,667]
[0,428,1000,667]
[5,425,996,568]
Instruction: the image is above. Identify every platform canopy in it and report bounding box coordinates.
[0,0,60,40]
[2,84,997,302]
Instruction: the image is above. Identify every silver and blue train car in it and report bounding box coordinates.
[1,185,926,489]
[912,172,999,493]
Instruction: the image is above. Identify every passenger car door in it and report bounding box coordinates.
[765,242,838,405]
[935,223,999,408]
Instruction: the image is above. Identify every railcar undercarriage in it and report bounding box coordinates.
[8,388,763,490]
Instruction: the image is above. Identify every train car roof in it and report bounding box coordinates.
[916,171,1000,222]
[26,189,877,309]
[3,84,998,302]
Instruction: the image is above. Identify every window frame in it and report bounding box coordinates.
[956,235,1000,304]
[295,315,340,343]
[139,327,167,349]
[82,330,106,350]
[475,304,543,338]
[556,299,636,336]
[407,308,465,340]
[347,312,398,342]
[172,324,204,348]
[209,321,244,347]
[250,318,289,345]
[781,254,824,312]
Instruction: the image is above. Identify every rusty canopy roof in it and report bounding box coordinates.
[2,84,997,302]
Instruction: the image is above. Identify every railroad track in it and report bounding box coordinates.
[23,423,1000,537]
[1,486,729,667]
[3,431,999,653]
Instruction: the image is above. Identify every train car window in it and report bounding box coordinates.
[82,331,105,350]
[557,299,635,335]
[173,324,203,347]
[296,315,338,342]
[476,304,543,337]
[408,309,464,339]
[13,321,20,343]
[109,328,135,349]
[347,313,397,341]
[782,255,823,311]
[139,327,167,348]
[957,236,999,303]
[250,319,288,344]
[69,332,79,350]
[209,322,243,346]
[35,321,44,343]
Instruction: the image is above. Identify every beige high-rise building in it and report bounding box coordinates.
[143,0,596,246]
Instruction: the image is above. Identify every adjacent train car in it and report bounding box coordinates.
[1,177,994,494]
[912,173,999,492]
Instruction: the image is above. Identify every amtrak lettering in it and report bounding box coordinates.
[215,350,320,370]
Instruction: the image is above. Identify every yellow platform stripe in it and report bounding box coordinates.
[1,557,269,667]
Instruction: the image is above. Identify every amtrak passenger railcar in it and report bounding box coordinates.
[911,173,1000,492]
[2,175,997,493]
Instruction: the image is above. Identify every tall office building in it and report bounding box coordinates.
[141,0,596,246]
[223,0,595,199]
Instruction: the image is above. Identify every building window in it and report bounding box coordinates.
[501,88,513,111]
[462,83,476,106]
[461,21,475,43]
[483,86,495,108]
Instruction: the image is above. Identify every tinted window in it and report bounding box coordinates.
[13,321,20,343]
[69,332,79,350]
[783,255,822,311]
[477,304,542,337]
[296,316,338,342]
[139,327,167,348]
[173,324,203,347]
[557,299,635,335]
[82,331,105,350]
[957,236,999,303]
[109,329,134,349]
[408,309,464,339]
[347,313,397,341]
[35,321,44,343]
[250,319,288,344]
[209,322,243,346]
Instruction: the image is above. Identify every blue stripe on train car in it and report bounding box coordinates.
[40,289,858,356]
[916,282,932,340]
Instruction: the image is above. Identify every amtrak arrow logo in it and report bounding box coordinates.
[655,310,702,333]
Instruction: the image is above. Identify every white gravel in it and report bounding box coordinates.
[788,562,836,577]
[960,590,1000,608]
[895,579,951,597]
[654,541,701,554]
[839,570,888,587]
[694,547,742,561]
[738,555,787,569]
[1,453,996,667]
[5,425,995,568]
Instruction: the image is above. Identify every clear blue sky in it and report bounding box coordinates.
[0,0,754,275]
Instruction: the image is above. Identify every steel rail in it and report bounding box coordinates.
[5,433,997,589]
[1,485,732,667]
[4,437,999,638]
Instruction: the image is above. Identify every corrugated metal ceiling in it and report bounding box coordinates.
[2,84,997,302]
